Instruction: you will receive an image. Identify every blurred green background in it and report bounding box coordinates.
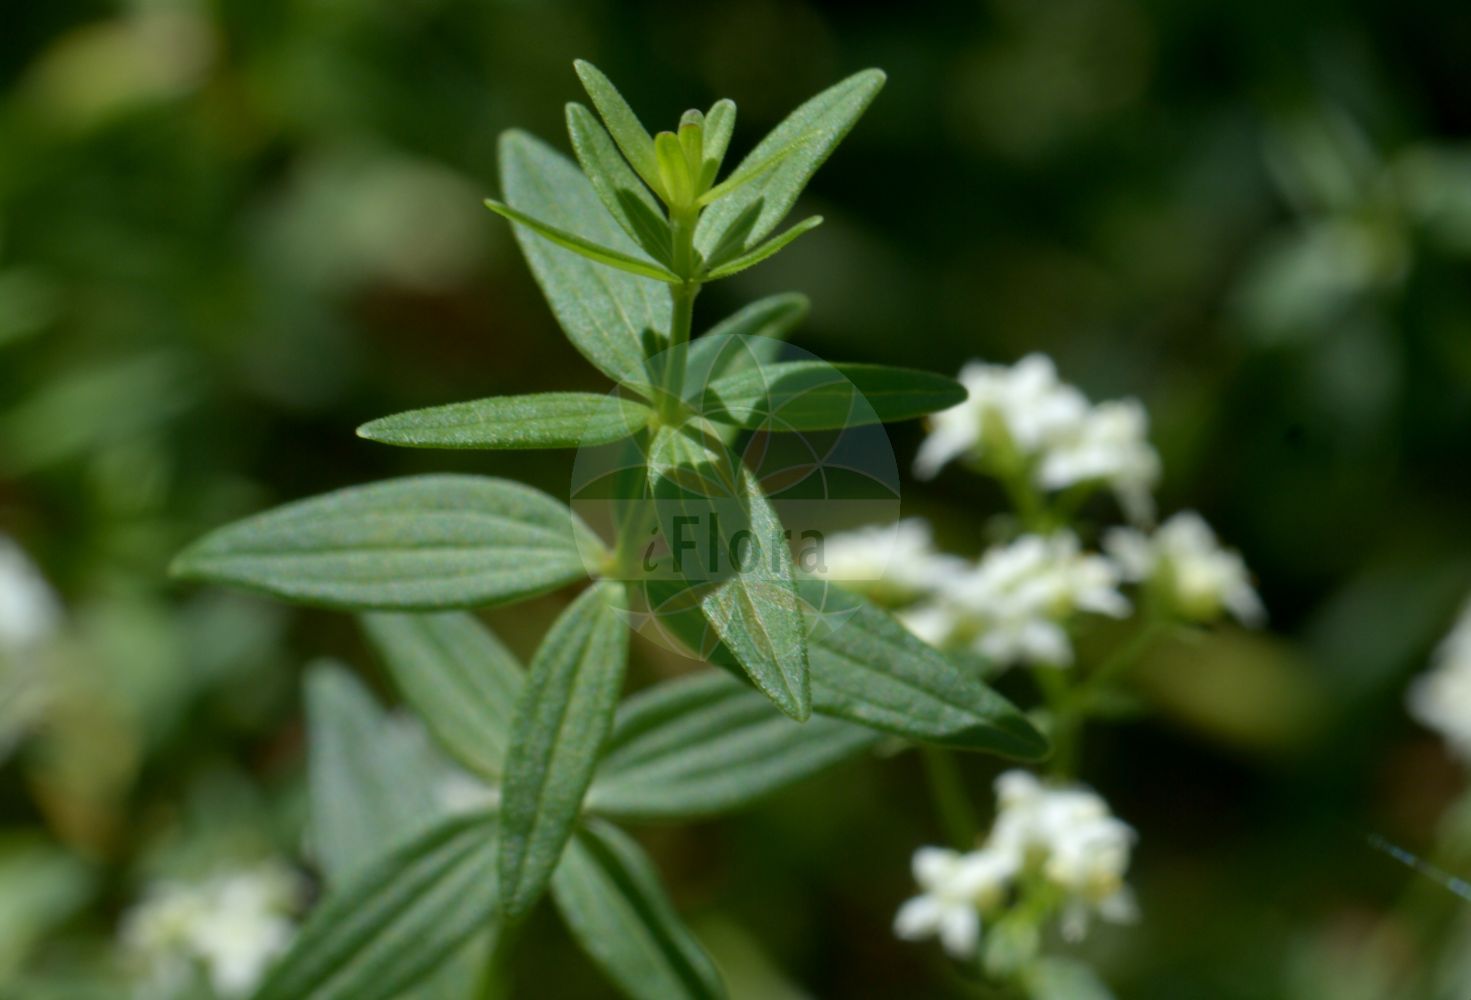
[3,0,1471,996]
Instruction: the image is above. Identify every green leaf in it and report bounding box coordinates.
[800,579,1048,757]
[646,427,811,720]
[682,293,808,397]
[699,100,736,191]
[173,474,601,611]
[702,216,824,280]
[701,361,966,430]
[697,134,814,207]
[499,131,671,389]
[499,581,629,921]
[694,69,885,259]
[253,812,500,1000]
[699,471,811,721]
[485,199,679,283]
[358,392,651,451]
[361,613,525,781]
[639,575,1046,756]
[306,663,451,886]
[552,820,726,1000]
[586,670,879,818]
[566,103,673,264]
[655,131,696,208]
[574,60,665,200]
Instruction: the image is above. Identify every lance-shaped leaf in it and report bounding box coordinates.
[499,581,629,921]
[586,670,879,818]
[358,392,651,451]
[173,475,601,611]
[699,99,736,190]
[361,613,525,781]
[500,131,671,389]
[254,812,501,1000]
[701,216,824,281]
[801,578,1048,758]
[306,663,452,885]
[567,103,673,264]
[695,69,885,258]
[485,199,679,283]
[552,819,726,1000]
[697,133,814,207]
[647,426,811,720]
[682,293,808,396]
[701,361,965,430]
[639,574,1046,756]
[574,60,665,200]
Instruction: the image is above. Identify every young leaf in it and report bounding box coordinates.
[701,216,824,280]
[499,581,629,921]
[654,132,696,208]
[552,819,726,1000]
[573,60,665,200]
[586,670,880,818]
[566,103,673,264]
[800,578,1048,758]
[254,812,501,1000]
[306,663,451,885]
[485,199,680,283]
[701,361,966,430]
[698,467,812,721]
[500,131,671,389]
[358,392,651,451]
[172,475,602,611]
[696,134,814,207]
[695,69,885,259]
[361,612,525,781]
[699,99,737,190]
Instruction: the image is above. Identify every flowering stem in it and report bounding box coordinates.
[1032,667,1079,778]
[921,747,980,847]
[1072,618,1169,712]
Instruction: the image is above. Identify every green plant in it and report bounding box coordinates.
[172,61,1045,999]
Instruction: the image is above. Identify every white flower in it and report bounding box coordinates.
[893,846,1014,958]
[986,770,1138,943]
[0,535,61,655]
[914,355,1161,522]
[914,355,1088,480]
[1106,512,1264,625]
[1038,399,1160,524]
[905,533,1129,667]
[1408,599,1471,764]
[122,862,301,998]
[816,518,965,602]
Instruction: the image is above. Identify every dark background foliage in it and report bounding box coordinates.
[3,1,1471,996]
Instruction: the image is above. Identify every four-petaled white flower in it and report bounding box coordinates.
[914,355,1161,523]
[895,771,1139,959]
[893,846,1015,958]
[121,862,301,998]
[901,532,1129,667]
[1105,511,1265,625]
[1407,598,1471,764]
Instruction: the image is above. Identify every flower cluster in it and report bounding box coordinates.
[894,771,1137,962]
[121,862,302,998]
[1105,511,1265,626]
[913,354,1161,524]
[1407,597,1471,764]
[898,532,1129,668]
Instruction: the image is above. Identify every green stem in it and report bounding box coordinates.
[476,919,524,1000]
[1032,667,1078,779]
[921,747,979,847]
[657,205,700,421]
[1072,619,1168,711]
